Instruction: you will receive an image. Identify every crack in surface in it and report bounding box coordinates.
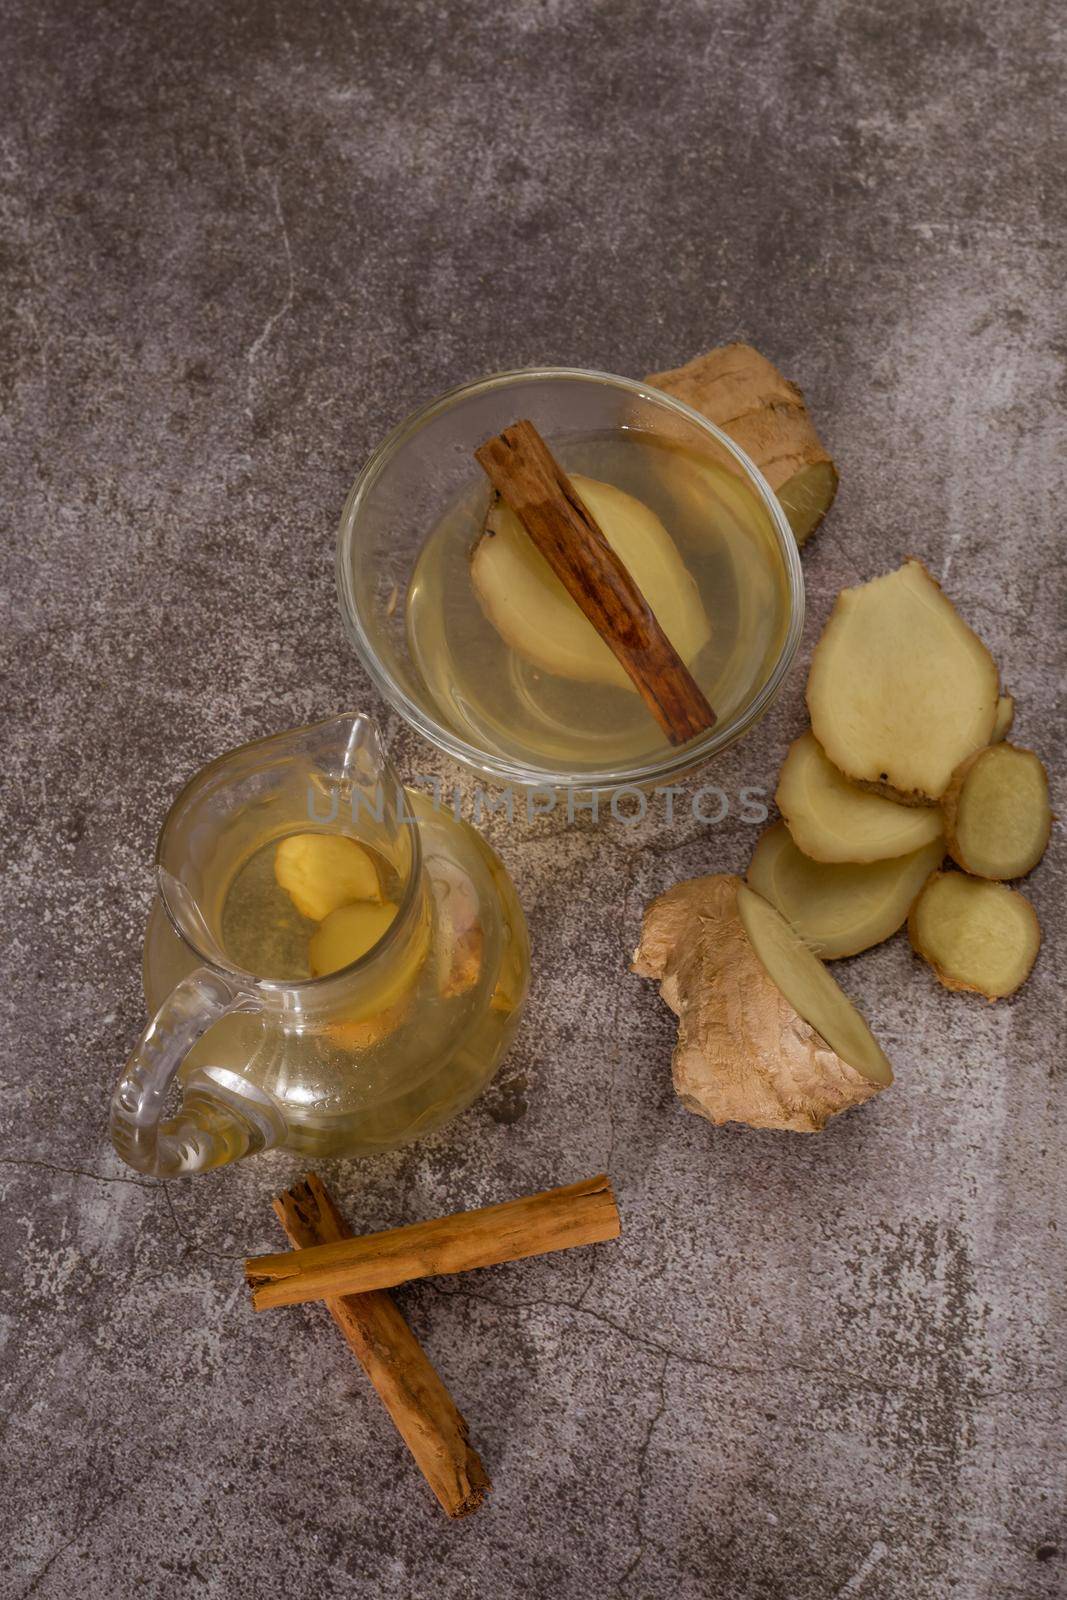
[17,1492,116,1598]
[423,1282,1065,1404]
[161,1185,247,1261]
[615,1353,670,1596]
[0,1156,158,1190]
[246,175,294,380]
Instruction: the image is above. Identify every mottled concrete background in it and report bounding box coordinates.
[2,2,1064,1596]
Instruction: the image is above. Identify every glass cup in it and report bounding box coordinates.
[337,367,804,793]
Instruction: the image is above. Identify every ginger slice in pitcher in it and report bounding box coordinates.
[313,899,432,1051]
[275,832,381,921]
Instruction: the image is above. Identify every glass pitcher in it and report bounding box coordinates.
[109,714,529,1177]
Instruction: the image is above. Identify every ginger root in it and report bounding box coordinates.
[941,743,1051,881]
[647,343,838,546]
[316,898,434,1051]
[747,822,944,960]
[909,871,1041,1000]
[432,859,485,999]
[633,875,891,1132]
[806,560,999,803]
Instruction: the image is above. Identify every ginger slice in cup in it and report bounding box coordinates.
[991,694,1014,742]
[909,871,1040,1000]
[632,874,891,1133]
[747,822,944,959]
[776,730,943,864]
[275,832,381,921]
[470,473,709,689]
[806,560,998,803]
[941,743,1051,880]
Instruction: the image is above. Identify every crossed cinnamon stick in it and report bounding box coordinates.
[256,1173,620,1518]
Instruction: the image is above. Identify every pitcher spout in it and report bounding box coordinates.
[300,713,412,864]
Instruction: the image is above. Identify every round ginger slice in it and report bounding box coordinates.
[909,871,1040,1000]
[315,897,433,1050]
[941,742,1051,880]
[776,730,943,863]
[806,560,998,802]
[309,901,399,978]
[632,873,891,1133]
[747,822,944,959]
[470,472,710,689]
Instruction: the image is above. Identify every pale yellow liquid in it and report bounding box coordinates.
[406,430,792,773]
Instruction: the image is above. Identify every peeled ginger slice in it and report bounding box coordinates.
[909,871,1040,999]
[275,833,381,921]
[470,473,710,689]
[942,743,1051,880]
[806,560,998,802]
[776,730,943,863]
[747,822,944,959]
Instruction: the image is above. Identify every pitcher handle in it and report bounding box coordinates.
[110,968,283,1178]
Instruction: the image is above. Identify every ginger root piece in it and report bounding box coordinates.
[275,832,381,921]
[806,560,998,803]
[471,473,709,689]
[776,730,943,864]
[941,743,1051,880]
[991,694,1015,742]
[632,874,891,1132]
[909,871,1041,1000]
[433,860,485,999]
[747,822,944,959]
[647,343,838,546]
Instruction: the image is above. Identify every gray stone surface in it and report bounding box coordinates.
[1,1,1064,1595]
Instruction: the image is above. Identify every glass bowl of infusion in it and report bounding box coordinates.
[337,368,804,794]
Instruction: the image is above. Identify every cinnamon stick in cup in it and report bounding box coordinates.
[474,419,716,746]
[273,1173,490,1518]
[249,1173,620,1310]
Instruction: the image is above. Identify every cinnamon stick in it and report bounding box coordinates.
[475,419,715,745]
[248,1173,620,1311]
[273,1173,490,1518]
